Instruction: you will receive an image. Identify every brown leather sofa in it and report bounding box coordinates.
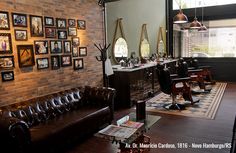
[0,86,115,153]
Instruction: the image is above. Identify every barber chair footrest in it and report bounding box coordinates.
[163,103,185,110]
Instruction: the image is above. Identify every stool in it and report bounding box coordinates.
[136,100,146,121]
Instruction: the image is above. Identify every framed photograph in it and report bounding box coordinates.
[50,40,62,54]
[57,30,67,39]
[64,41,72,53]
[68,19,76,27]
[61,55,72,67]
[1,71,14,82]
[79,47,87,56]
[34,40,48,54]
[45,27,56,38]
[77,20,86,30]
[72,37,80,46]
[68,27,77,36]
[0,33,12,54]
[36,58,49,69]
[44,16,54,26]
[17,45,35,67]
[0,11,10,30]
[72,47,78,57]
[51,55,60,70]
[0,56,14,69]
[74,58,84,70]
[15,29,27,41]
[56,18,66,29]
[12,13,27,27]
[30,15,44,37]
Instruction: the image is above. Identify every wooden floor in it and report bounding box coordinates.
[67,82,236,153]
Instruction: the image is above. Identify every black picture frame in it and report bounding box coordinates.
[51,55,60,70]
[36,58,49,69]
[63,40,72,53]
[68,27,77,36]
[57,30,67,39]
[0,56,14,69]
[34,40,48,55]
[77,20,86,30]
[50,40,62,54]
[0,11,10,30]
[68,19,76,27]
[56,18,67,29]
[44,16,54,26]
[45,27,56,38]
[14,29,28,41]
[30,15,44,37]
[73,58,84,70]
[79,47,87,56]
[0,33,12,54]
[72,37,80,46]
[61,55,72,67]
[12,13,27,27]
[1,71,14,82]
[17,45,35,67]
[72,46,78,57]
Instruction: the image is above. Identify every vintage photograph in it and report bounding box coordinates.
[51,55,60,70]
[58,30,67,39]
[0,11,10,30]
[73,58,84,70]
[56,18,67,29]
[79,47,87,56]
[72,46,78,57]
[77,20,86,30]
[36,58,49,69]
[68,27,77,36]
[61,55,72,67]
[30,15,44,37]
[12,13,27,27]
[45,27,56,38]
[1,71,14,82]
[0,56,14,69]
[34,40,48,54]
[72,37,80,46]
[68,19,76,27]
[50,40,62,54]
[15,30,27,41]
[0,33,12,54]
[44,16,54,26]
[17,45,35,67]
[64,41,72,53]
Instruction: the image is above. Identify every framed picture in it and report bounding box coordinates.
[34,40,48,54]
[44,16,54,26]
[1,71,14,82]
[51,55,60,70]
[61,55,72,67]
[68,19,76,27]
[36,58,49,69]
[64,41,72,53]
[74,58,84,70]
[0,33,12,54]
[0,56,14,69]
[12,13,27,27]
[15,29,27,41]
[77,20,86,30]
[57,30,67,39]
[17,45,35,67]
[0,11,10,30]
[30,15,44,37]
[56,18,66,29]
[72,37,80,46]
[68,27,77,36]
[72,47,78,57]
[50,40,62,54]
[79,47,87,56]
[45,27,56,38]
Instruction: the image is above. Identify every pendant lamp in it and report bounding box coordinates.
[198,2,207,32]
[173,0,188,24]
[190,0,201,29]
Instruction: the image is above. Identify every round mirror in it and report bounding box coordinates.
[113,37,128,62]
[140,38,150,58]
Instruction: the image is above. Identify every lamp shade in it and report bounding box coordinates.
[173,10,188,24]
[198,23,207,32]
[190,17,201,29]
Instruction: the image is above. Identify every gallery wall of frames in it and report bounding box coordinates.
[0,0,104,106]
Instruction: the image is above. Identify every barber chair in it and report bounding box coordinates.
[156,64,199,110]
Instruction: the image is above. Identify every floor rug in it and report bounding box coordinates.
[146,82,227,119]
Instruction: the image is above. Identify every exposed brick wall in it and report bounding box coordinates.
[0,0,104,106]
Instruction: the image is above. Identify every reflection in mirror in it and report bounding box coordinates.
[157,27,166,58]
[114,37,128,62]
[140,38,150,58]
[158,40,165,58]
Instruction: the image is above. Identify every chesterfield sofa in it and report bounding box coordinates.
[0,86,115,153]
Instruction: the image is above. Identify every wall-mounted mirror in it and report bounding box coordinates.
[157,27,166,58]
[139,24,150,59]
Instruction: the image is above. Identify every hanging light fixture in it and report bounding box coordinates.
[173,0,188,24]
[190,0,201,29]
[198,1,207,32]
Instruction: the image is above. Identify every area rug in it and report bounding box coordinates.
[146,82,227,120]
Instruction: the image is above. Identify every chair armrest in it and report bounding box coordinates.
[172,77,191,83]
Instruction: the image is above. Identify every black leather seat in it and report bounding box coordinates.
[230,115,236,153]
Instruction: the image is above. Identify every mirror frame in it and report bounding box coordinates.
[113,37,128,63]
[157,27,167,57]
[139,24,151,59]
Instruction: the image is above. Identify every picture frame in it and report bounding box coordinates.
[0,56,14,69]
[72,46,78,57]
[0,11,10,30]
[36,58,49,69]
[0,33,12,54]
[77,20,86,30]
[45,27,56,38]
[12,13,27,27]
[30,15,44,37]
[73,58,84,70]
[56,18,67,29]
[63,41,72,53]
[51,55,60,70]
[14,29,28,41]
[50,40,62,54]
[17,45,35,67]
[1,71,14,82]
[57,30,67,39]
[44,16,54,26]
[68,27,77,36]
[68,19,76,27]
[61,55,72,67]
[34,40,48,54]
[79,47,87,56]
[72,37,80,46]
